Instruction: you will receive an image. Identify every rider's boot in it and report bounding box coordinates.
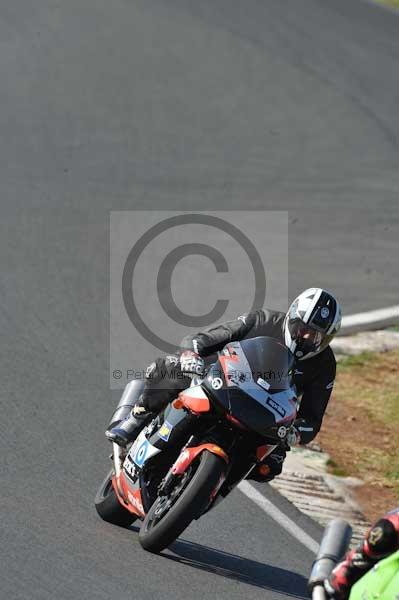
[105,401,153,447]
[105,380,151,447]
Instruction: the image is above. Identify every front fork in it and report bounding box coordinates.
[198,443,279,516]
[112,442,128,495]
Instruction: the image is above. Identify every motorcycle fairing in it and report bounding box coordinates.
[175,385,211,414]
[114,405,204,517]
[112,472,146,518]
[127,428,162,470]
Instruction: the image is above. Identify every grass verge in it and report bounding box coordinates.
[375,0,399,8]
[317,349,399,521]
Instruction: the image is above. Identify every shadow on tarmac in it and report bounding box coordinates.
[162,538,309,598]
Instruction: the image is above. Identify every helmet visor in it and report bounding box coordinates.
[288,320,330,354]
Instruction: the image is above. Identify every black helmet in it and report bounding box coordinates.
[284,288,342,360]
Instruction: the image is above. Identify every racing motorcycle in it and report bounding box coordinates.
[95,336,298,553]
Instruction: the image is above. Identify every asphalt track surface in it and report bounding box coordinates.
[1,1,399,599]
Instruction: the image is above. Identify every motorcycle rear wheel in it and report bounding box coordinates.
[139,450,226,553]
[95,469,136,527]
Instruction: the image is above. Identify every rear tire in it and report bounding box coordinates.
[95,469,136,527]
[139,451,226,553]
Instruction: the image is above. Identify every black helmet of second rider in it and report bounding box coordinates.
[284,288,342,360]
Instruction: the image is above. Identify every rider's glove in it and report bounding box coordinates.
[179,351,205,376]
[323,578,340,599]
[286,426,300,447]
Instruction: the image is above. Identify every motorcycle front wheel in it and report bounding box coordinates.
[139,450,226,553]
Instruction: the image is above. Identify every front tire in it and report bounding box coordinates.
[139,451,226,553]
[95,470,136,527]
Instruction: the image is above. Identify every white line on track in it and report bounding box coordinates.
[238,480,319,554]
[340,304,399,335]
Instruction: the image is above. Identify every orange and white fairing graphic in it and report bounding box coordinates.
[112,472,145,518]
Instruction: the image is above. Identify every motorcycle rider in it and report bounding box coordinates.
[106,287,342,482]
[324,508,399,599]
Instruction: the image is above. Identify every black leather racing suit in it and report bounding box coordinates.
[141,309,337,481]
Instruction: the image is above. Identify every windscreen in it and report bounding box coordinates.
[204,336,297,437]
[238,336,294,392]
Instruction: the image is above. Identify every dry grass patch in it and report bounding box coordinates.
[376,0,399,7]
[317,350,399,522]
